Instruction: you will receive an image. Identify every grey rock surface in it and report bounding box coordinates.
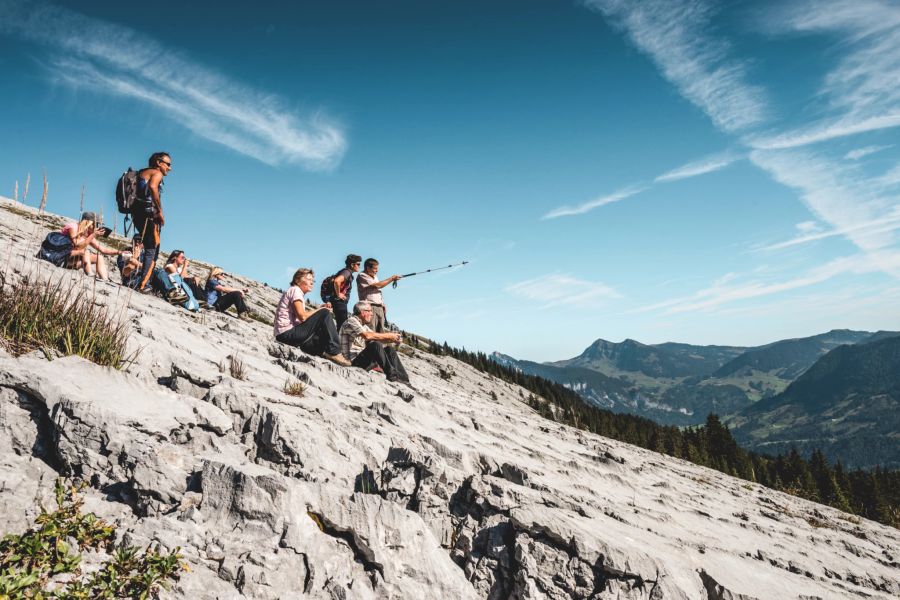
[1,198,899,599]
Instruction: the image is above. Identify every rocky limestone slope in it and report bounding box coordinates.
[1,198,899,599]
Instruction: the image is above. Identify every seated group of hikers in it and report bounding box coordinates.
[37,215,409,383]
[38,213,254,321]
[274,256,410,384]
[34,149,410,384]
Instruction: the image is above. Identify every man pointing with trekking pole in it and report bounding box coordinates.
[357,258,401,333]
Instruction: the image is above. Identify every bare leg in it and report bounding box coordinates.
[95,255,109,280]
[82,253,94,276]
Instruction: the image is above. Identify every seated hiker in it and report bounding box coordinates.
[205,267,253,321]
[356,258,401,333]
[321,254,361,328]
[165,250,206,305]
[59,212,121,280]
[273,268,351,366]
[339,301,409,383]
[116,238,144,287]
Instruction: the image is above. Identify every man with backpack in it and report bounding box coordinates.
[119,152,172,291]
[321,254,361,328]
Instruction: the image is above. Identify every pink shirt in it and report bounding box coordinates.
[273,285,305,336]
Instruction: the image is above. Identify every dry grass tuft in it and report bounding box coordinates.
[283,379,305,397]
[0,273,134,369]
[227,354,246,380]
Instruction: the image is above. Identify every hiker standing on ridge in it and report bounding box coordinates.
[321,254,361,328]
[133,152,172,291]
[356,258,400,333]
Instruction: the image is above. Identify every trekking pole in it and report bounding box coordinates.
[392,261,469,288]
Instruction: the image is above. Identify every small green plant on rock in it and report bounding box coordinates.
[0,480,184,599]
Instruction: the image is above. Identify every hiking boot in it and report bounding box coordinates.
[238,312,254,322]
[166,288,187,303]
[324,353,352,367]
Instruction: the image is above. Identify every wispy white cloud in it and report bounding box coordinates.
[749,148,900,257]
[582,0,767,132]
[542,185,646,219]
[845,145,893,160]
[634,255,874,315]
[750,0,900,150]
[756,209,900,252]
[654,152,742,183]
[749,113,900,150]
[795,221,822,234]
[0,0,346,170]
[544,148,741,219]
[505,274,621,309]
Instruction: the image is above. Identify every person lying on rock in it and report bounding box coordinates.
[205,267,253,322]
[273,268,352,366]
[339,301,410,383]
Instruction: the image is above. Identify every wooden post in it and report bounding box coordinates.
[80,184,85,213]
[13,181,17,202]
[23,173,30,202]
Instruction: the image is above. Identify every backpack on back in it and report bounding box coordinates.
[115,168,141,215]
[320,274,336,302]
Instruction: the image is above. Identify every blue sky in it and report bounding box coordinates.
[1,0,899,361]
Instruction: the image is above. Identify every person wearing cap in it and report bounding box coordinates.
[356,258,401,333]
[205,267,253,321]
[60,211,121,280]
[133,151,172,291]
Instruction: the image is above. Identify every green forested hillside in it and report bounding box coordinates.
[713,329,873,379]
[421,340,900,528]
[732,335,900,469]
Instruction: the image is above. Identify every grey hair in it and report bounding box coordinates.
[353,301,372,316]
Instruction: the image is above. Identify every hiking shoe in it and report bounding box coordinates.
[166,289,187,303]
[238,312,254,322]
[324,353,352,367]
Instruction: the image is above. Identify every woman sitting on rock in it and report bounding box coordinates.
[60,212,122,280]
[205,267,253,321]
[273,268,351,366]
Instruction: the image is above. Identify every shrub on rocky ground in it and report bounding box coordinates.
[0,480,184,599]
[0,273,132,369]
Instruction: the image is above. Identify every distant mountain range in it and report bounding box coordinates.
[731,334,900,469]
[493,329,900,467]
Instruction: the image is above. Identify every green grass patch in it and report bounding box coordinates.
[0,273,134,369]
[0,480,184,599]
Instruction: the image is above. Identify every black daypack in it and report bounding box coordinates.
[320,274,336,302]
[37,232,73,267]
[115,168,141,215]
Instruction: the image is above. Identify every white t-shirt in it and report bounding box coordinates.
[356,272,383,305]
